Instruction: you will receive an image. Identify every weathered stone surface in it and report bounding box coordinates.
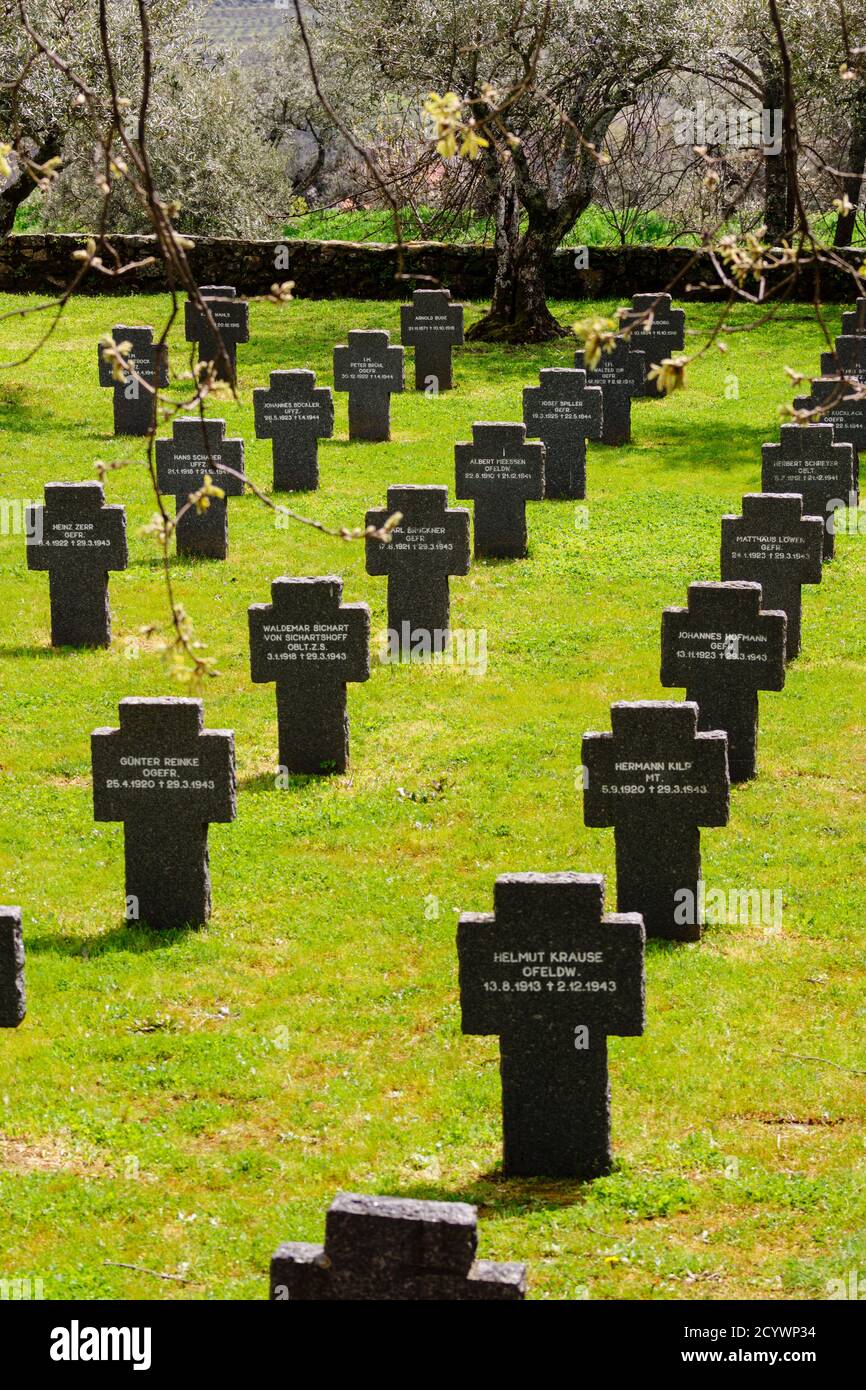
[365,485,470,655]
[26,481,127,647]
[4,234,862,301]
[248,576,370,775]
[91,698,236,929]
[270,1192,526,1300]
[523,368,603,499]
[582,336,645,445]
[820,334,866,382]
[618,292,685,398]
[761,423,854,560]
[661,582,787,783]
[793,378,864,495]
[155,417,245,560]
[184,285,249,383]
[840,297,866,335]
[583,702,730,942]
[400,288,464,391]
[458,872,645,1179]
[721,493,824,660]
[253,369,334,491]
[454,422,544,558]
[0,907,25,1028]
[97,324,168,436]
[333,329,404,441]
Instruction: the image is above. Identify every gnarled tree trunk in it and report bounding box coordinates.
[469,221,570,343]
[834,100,866,247]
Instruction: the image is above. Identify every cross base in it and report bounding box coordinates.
[688,685,759,784]
[124,820,211,929]
[544,441,588,500]
[198,337,237,385]
[615,824,701,941]
[414,342,453,393]
[599,391,631,446]
[473,497,528,558]
[48,571,111,648]
[387,580,451,655]
[113,390,159,437]
[273,439,319,492]
[349,391,391,442]
[175,495,228,560]
[276,683,350,775]
[500,1031,611,1179]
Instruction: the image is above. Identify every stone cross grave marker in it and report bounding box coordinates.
[400,288,465,392]
[820,334,866,383]
[761,423,854,561]
[458,872,645,1179]
[270,1192,526,1301]
[841,297,866,336]
[661,582,787,783]
[793,378,864,495]
[721,493,824,660]
[365,485,470,656]
[523,367,603,499]
[92,698,236,930]
[583,702,730,942]
[248,577,370,775]
[155,417,245,560]
[253,369,334,492]
[454,422,544,558]
[618,293,686,399]
[581,335,645,445]
[97,324,168,436]
[0,907,25,1028]
[184,285,249,383]
[333,329,404,441]
[26,482,127,648]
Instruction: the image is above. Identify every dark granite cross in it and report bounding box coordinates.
[365,485,470,655]
[333,329,404,441]
[761,423,854,561]
[454,422,544,558]
[253,369,334,492]
[661,582,787,783]
[26,482,128,648]
[618,293,686,399]
[458,872,645,1179]
[400,288,465,391]
[155,417,245,560]
[581,335,645,445]
[184,285,249,383]
[793,378,864,495]
[0,907,25,1028]
[248,577,370,775]
[583,701,730,942]
[97,324,168,436]
[820,334,866,383]
[91,698,236,930]
[721,493,824,660]
[522,367,603,499]
[841,298,866,336]
[270,1192,526,1301]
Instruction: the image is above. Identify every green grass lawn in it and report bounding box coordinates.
[0,292,864,1302]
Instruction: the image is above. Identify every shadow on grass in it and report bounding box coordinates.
[390,1172,599,1211]
[0,643,73,659]
[26,919,199,956]
[239,769,340,792]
